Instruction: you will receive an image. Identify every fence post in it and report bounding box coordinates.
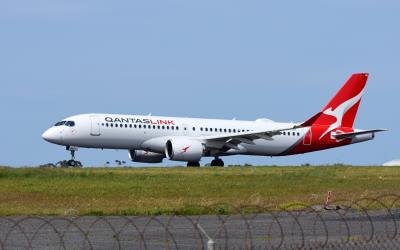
[196,223,216,250]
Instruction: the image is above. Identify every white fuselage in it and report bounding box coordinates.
[43,113,307,157]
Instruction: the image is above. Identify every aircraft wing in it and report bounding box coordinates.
[200,125,299,150]
[332,129,388,140]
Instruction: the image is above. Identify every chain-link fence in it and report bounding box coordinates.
[1,194,400,249]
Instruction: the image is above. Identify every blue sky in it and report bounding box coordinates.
[0,0,398,167]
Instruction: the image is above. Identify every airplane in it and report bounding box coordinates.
[42,73,386,167]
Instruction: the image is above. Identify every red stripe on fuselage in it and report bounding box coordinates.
[283,125,353,155]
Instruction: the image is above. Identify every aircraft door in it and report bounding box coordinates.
[303,129,312,145]
[90,116,101,136]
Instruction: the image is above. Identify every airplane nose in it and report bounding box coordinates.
[42,129,58,143]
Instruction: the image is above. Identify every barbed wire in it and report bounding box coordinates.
[1,194,400,249]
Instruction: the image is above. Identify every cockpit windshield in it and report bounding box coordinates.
[54,121,66,126]
[54,121,75,127]
[65,121,75,127]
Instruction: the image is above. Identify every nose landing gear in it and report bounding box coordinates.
[56,146,82,168]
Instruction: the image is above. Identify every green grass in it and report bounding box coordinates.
[0,166,399,216]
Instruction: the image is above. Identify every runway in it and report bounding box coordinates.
[1,208,399,249]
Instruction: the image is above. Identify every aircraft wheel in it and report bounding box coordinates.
[187,162,200,167]
[211,158,224,167]
[68,160,76,167]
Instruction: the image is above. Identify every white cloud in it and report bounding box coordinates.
[383,159,400,166]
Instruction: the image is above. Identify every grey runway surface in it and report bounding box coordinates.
[1,209,400,249]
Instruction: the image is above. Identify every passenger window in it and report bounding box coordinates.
[193,127,196,131]
[171,126,174,130]
[224,129,227,132]
[228,129,231,133]
[210,128,213,132]
[125,124,128,128]
[139,125,142,128]
[200,127,203,131]
[162,126,165,129]
[283,132,286,135]
[176,126,179,130]
[297,132,300,136]
[205,128,208,132]
[106,123,109,127]
[111,123,114,127]
[167,126,170,130]
[129,124,132,128]
[157,125,160,129]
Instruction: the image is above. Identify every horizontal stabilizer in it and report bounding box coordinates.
[332,129,388,140]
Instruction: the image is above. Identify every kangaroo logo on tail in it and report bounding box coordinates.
[312,73,369,140]
[319,90,364,139]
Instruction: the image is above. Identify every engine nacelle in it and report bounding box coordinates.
[165,138,204,162]
[128,150,164,163]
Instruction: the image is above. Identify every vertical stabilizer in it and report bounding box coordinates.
[314,73,368,128]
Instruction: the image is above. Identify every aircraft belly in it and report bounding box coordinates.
[243,138,297,156]
[69,131,143,149]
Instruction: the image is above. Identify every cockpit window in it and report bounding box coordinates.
[54,121,75,127]
[65,121,75,127]
[54,121,66,126]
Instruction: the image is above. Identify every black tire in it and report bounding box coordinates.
[187,162,200,167]
[211,159,224,167]
[68,160,76,167]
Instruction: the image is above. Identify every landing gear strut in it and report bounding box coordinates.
[187,161,200,167]
[56,146,82,168]
[210,157,224,167]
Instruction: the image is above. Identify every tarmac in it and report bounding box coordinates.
[1,208,399,249]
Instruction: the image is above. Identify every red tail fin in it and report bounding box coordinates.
[313,73,368,128]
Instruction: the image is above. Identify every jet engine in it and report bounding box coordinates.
[165,138,204,162]
[128,150,164,163]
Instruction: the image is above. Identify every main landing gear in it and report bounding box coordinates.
[56,146,82,168]
[210,157,224,167]
[187,161,200,167]
[186,157,225,167]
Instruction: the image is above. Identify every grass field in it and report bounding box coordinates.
[0,166,399,216]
